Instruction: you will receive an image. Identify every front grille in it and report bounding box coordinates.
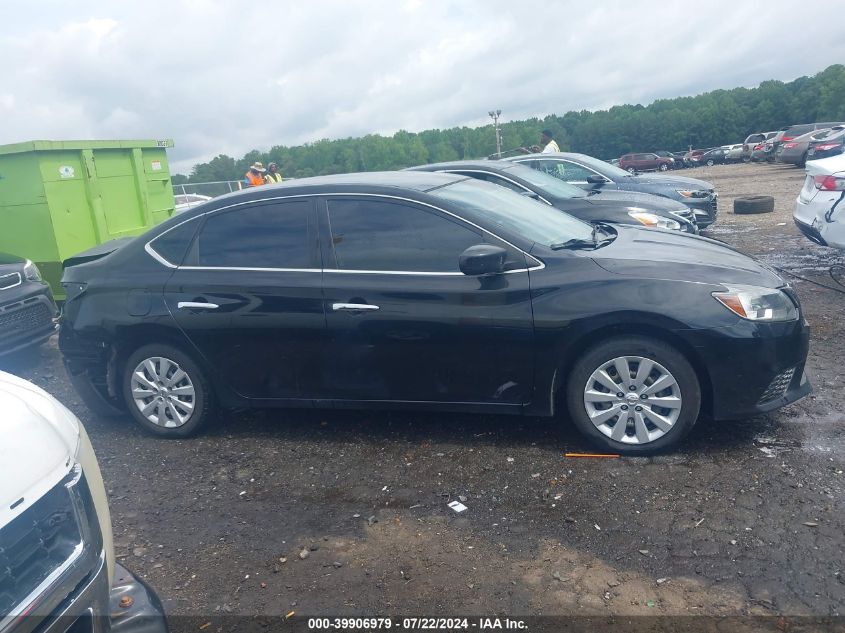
[0,273,21,291]
[0,301,53,342]
[0,471,84,615]
[758,367,796,405]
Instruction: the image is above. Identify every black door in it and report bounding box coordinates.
[164,197,326,401]
[317,196,535,407]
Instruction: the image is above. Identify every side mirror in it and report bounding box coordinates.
[586,175,608,184]
[459,244,507,276]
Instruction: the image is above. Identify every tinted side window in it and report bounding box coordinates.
[547,160,596,181]
[195,200,312,268]
[327,199,482,272]
[150,218,200,266]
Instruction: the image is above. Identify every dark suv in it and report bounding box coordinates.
[59,172,809,454]
[0,253,58,356]
[618,153,673,173]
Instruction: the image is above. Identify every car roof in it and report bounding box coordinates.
[407,160,517,173]
[276,170,466,191]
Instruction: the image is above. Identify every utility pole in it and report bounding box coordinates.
[488,109,502,158]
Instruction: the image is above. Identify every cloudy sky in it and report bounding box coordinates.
[2,0,843,174]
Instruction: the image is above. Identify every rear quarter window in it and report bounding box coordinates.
[149,219,200,266]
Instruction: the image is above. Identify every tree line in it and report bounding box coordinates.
[173,64,845,184]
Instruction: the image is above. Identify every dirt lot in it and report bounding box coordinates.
[3,163,844,628]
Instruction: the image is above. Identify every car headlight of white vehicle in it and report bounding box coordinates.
[712,284,798,322]
[627,211,681,230]
[76,421,115,581]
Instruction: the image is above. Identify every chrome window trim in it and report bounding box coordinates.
[437,169,553,206]
[146,192,545,275]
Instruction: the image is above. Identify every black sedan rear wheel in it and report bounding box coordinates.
[565,336,701,455]
[122,343,214,437]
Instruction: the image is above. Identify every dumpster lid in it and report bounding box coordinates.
[0,139,175,156]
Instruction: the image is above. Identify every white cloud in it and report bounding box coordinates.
[0,0,843,174]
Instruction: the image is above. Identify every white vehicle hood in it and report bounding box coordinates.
[0,371,80,527]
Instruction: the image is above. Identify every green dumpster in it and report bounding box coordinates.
[0,139,176,299]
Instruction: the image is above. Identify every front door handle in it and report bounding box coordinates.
[177,301,219,310]
[332,303,379,312]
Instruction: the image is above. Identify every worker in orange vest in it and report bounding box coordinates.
[243,162,266,187]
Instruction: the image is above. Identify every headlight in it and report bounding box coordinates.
[675,189,709,198]
[712,284,798,322]
[627,211,681,230]
[76,422,115,584]
[23,259,41,281]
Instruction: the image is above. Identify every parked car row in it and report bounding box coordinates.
[748,122,845,166]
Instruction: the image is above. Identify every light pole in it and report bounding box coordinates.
[488,109,502,158]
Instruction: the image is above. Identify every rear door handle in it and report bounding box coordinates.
[332,303,379,312]
[177,301,219,310]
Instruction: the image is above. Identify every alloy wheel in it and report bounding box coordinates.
[582,355,682,445]
[130,356,196,428]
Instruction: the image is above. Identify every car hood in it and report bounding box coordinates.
[0,371,80,527]
[625,173,714,191]
[584,190,689,213]
[588,226,784,286]
[0,252,26,266]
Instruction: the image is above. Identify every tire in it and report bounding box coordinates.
[706,159,715,167]
[626,167,636,174]
[565,335,701,455]
[658,163,669,171]
[122,343,214,438]
[733,195,774,214]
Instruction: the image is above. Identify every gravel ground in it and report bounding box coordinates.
[3,162,844,627]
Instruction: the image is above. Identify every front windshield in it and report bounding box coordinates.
[570,154,632,179]
[502,164,588,199]
[429,178,594,247]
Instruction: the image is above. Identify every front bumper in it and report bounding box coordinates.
[685,195,717,227]
[5,554,167,633]
[680,316,811,420]
[0,287,58,356]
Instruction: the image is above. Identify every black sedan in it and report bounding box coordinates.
[504,152,719,227]
[406,161,697,233]
[59,172,810,454]
[699,148,730,166]
[0,253,58,356]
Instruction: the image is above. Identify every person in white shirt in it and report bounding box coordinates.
[539,129,560,153]
[520,129,560,154]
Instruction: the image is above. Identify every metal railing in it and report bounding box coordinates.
[172,180,244,199]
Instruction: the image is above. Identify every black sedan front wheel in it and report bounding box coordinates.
[565,336,701,455]
[122,343,214,437]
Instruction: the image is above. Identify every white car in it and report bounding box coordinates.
[0,370,167,632]
[794,153,845,249]
[724,144,744,162]
[174,193,212,214]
